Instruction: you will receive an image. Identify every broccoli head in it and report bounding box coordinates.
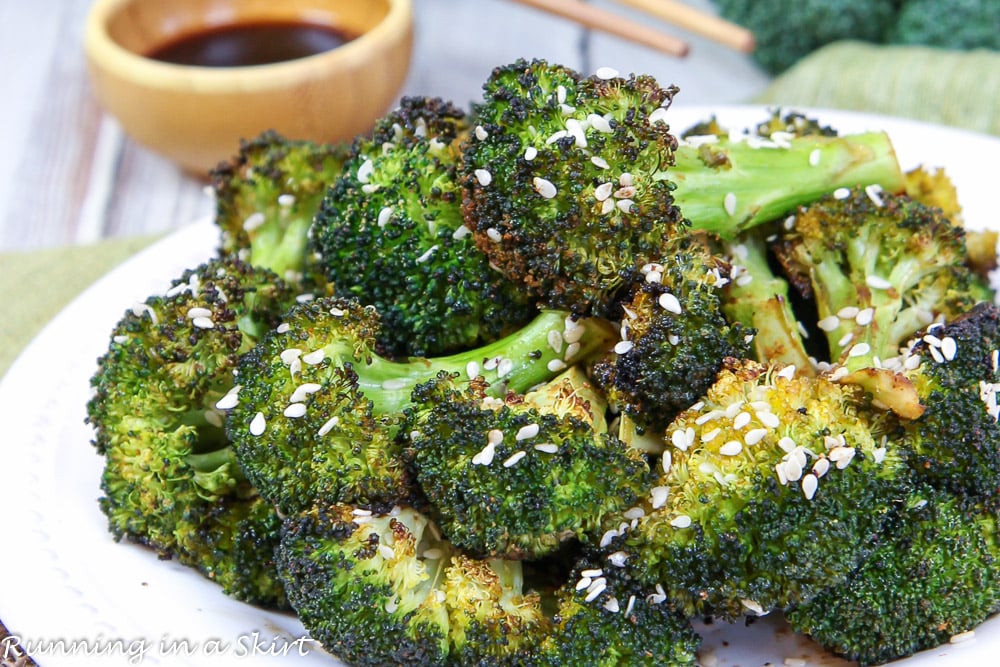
[888,0,1000,51]
[406,367,652,560]
[786,487,1000,666]
[226,296,618,516]
[310,96,536,357]
[592,237,753,433]
[775,187,987,417]
[86,257,299,607]
[276,502,549,666]
[714,0,898,74]
[892,302,1000,505]
[618,359,908,619]
[210,130,348,287]
[462,60,905,314]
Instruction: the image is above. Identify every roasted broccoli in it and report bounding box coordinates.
[86,257,299,607]
[617,358,908,619]
[530,556,702,667]
[406,367,651,560]
[210,130,348,287]
[225,295,617,516]
[276,502,548,666]
[774,187,990,417]
[786,486,1000,666]
[890,302,1000,505]
[592,237,753,433]
[713,0,898,74]
[462,59,904,314]
[311,96,536,358]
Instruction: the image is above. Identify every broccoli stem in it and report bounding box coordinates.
[722,234,814,372]
[668,132,904,238]
[351,311,618,414]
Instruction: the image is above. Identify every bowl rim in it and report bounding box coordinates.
[84,0,412,89]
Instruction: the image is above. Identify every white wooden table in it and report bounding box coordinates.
[0,0,769,252]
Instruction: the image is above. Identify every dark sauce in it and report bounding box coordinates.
[147,21,356,67]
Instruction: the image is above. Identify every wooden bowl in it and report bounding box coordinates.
[84,0,413,175]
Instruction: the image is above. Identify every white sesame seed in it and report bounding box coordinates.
[744,428,768,445]
[415,245,438,263]
[776,365,796,381]
[848,343,871,357]
[534,443,558,454]
[812,457,830,477]
[732,412,751,430]
[701,427,721,443]
[243,211,266,232]
[658,292,682,314]
[575,576,592,591]
[215,386,241,410]
[533,177,557,199]
[249,412,266,436]
[601,199,616,215]
[614,340,634,355]
[866,275,893,290]
[472,442,496,466]
[191,316,214,329]
[603,597,620,613]
[317,416,340,436]
[719,440,743,456]
[838,331,855,348]
[723,192,737,217]
[516,424,540,441]
[594,182,614,201]
[670,515,692,528]
[289,383,322,403]
[589,114,613,134]
[591,155,611,169]
[941,336,957,361]
[599,530,619,548]
[661,450,672,474]
[547,359,567,372]
[616,199,634,213]
[302,350,326,365]
[466,361,481,380]
[833,187,851,200]
[474,169,492,186]
[503,451,527,467]
[865,183,885,207]
[521,146,537,162]
[545,130,568,145]
[486,227,503,242]
[649,107,669,125]
[808,149,821,167]
[855,308,875,326]
[595,66,619,79]
[585,579,608,602]
[650,486,669,509]
[801,473,818,499]
[929,345,945,364]
[475,125,488,141]
[741,598,766,615]
[356,158,374,183]
[817,315,841,332]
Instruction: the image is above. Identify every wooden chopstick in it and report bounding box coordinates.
[510,0,690,58]
[610,0,755,53]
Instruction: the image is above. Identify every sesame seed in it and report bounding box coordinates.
[575,576,592,591]
[249,412,266,436]
[776,365,796,381]
[466,361,481,379]
[670,515,692,528]
[545,130,568,145]
[719,440,743,456]
[833,187,851,200]
[488,429,504,446]
[302,350,325,365]
[929,345,945,364]
[723,192,737,217]
[616,199,634,213]
[289,383,322,403]
[547,359,567,372]
[848,343,871,357]
[661,450,672,474]
[378,544,395,560]
[865,183,885,207]
[584,579,608,602]
[191,316,214,329]
[741,599,765,615]
[701,427,721,443]
[599,529,619,548]
[516,424,540,440]
[603,597,620,613]
[649,107,669,125]
[356,158,374,183]
[215,386,241,410]
[522,146,538,162]
[497,357,514,377]
[595,66,619,79]
[595,182,614,201]
[866,275,893,290]
[801,473,818,499]
[533,177,557,199]
[416,245,438,263]
[280,348,302,365]
[534,443,558,454]
[243,212,266,232]
[608,551,629,568]
[838,331,855,348]
[650,486,669,509]
[591,155,611,169]
[601,199,616,215]
[732,412,751,430]
[658,292,682,314]
[744,428,768,445]
[614,340,634,355]
[808,149,821,167]
[589,114,613,134]
[474,169,492,186]
[486,227,503,242]
[475,125,488,141]
[817,315,841,332]
[855,308,874,326]
[625,595,636,616]
[317,416,340,436]
[503,451,527,467]
[941,336,957,361]
[472,442,496,466]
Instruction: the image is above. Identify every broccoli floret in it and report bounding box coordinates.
[462,59,905,314]
[530,557,701,667]
[86,257,299,607]
[774,187,987,417]
[786,487,1000,666]
[893,302,1000,505]
[210,130,348,287]
[406,367,651,560]
[714,0,898,74]
[721,230,815,371]
[618,359,908,619]
[226,296,617,516]
[310,96,536,357]
[592,237,753,433]
[888,0,1000,51]
[276,503,548,666]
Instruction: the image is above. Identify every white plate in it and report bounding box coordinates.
[1,107,996,667]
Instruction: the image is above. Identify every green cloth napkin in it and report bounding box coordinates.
[0,235,162,379]
[755,40,1000,137]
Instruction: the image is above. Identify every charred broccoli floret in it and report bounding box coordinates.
[210,130,348,287]
[786,487,1000,666]
[406,367,651,560]
[617,359,908,619]
[86,257,299,607]
[276,502,548,666]
[310,96,536,358]
[892,302,1000,505]
[462,59,904,314]
[225,296,617,516]
[774,187,990,417]
[592,237,752,433]
[529,556,701,667]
